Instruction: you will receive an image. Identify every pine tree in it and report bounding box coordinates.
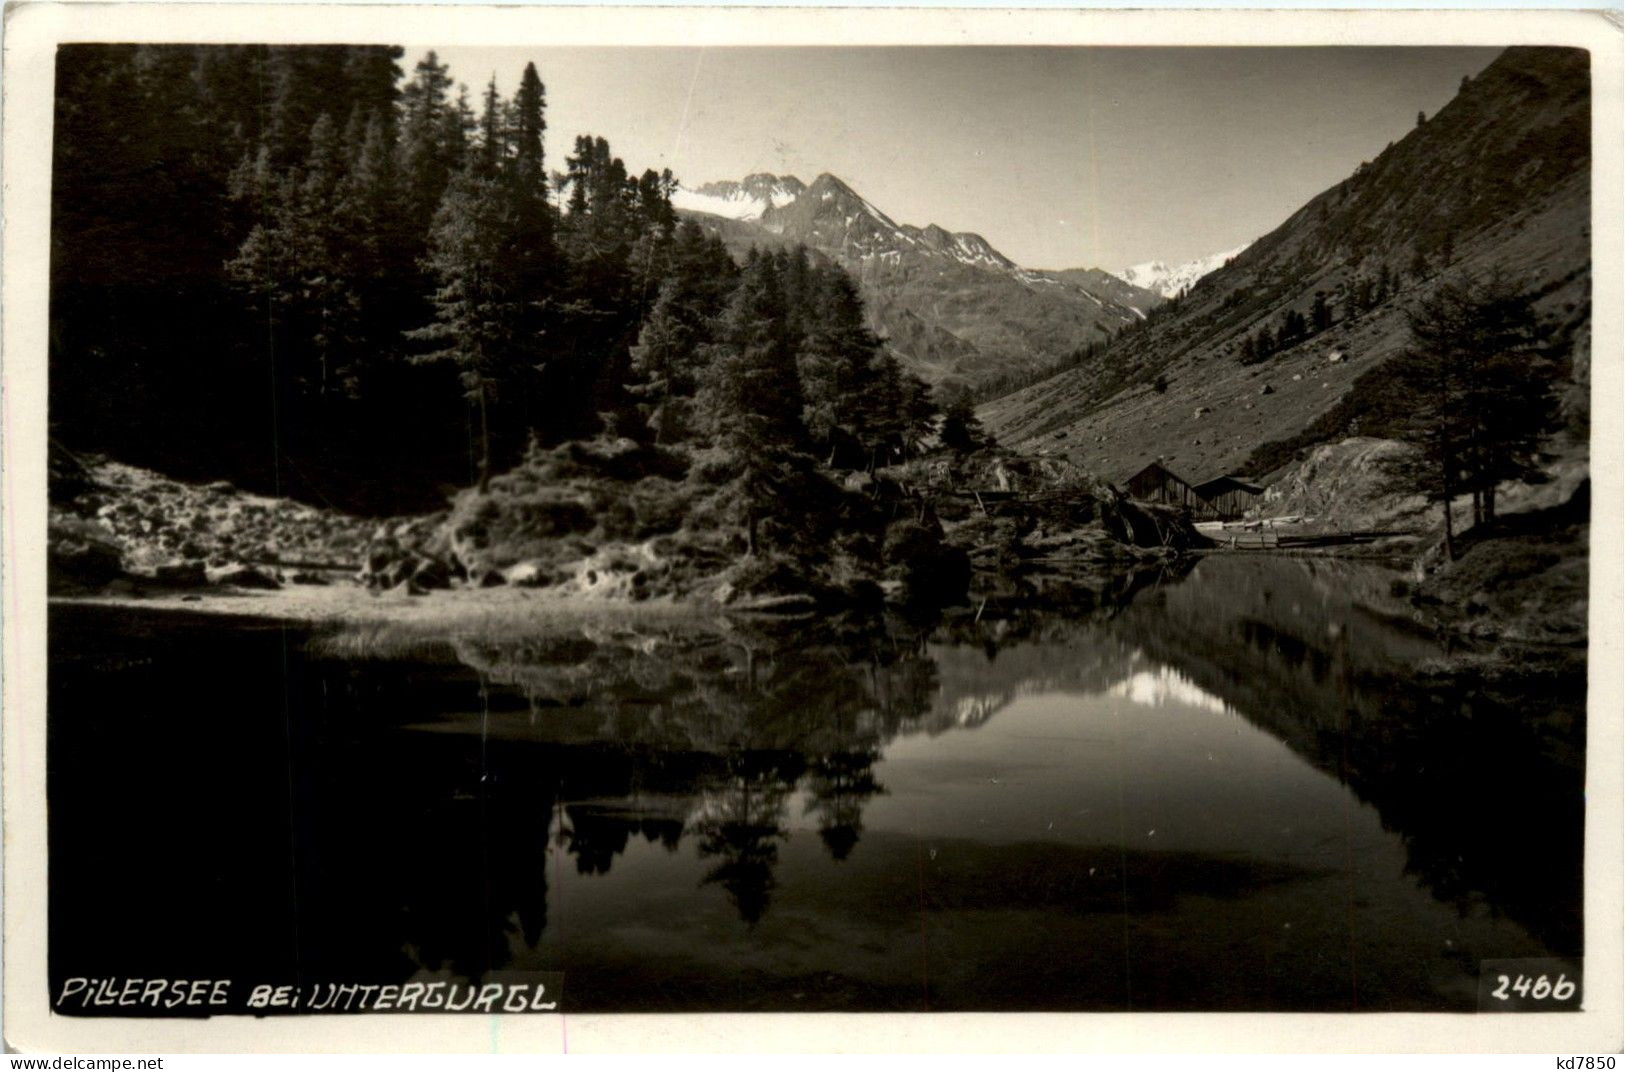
[863,350,913,468]
[1350,276,1373,313]
[226,111,364,399]
[626,220,738,443]
[939,391,984,455]
[628,286,700,443]
[1311,290,1333,333]
[504,62,555,392]
[798,266,888,468]
[408,169,519,493]
[1277,308,1307,347]
[478,75,504,176]
[1409,247,1431,281]
[1392,270,1562,555]
[899,376,938,458]
[511,63,547,194]
[397,51,457,230]
[335,108,408,386]
[1239,333,1258,365]
[697,252,809,553]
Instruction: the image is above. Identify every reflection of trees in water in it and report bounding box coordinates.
[969,556,1197,628]
[693,752,799,924]
[324,553,1582,953]
[391,742,557,982]
[1092,554,1587,955]
[804,748,886,862]
[901,554,1583,956]
[562,804,634,875]
[416,576,1195,930]
[438,616,931,923]
[54,555,1583,1008]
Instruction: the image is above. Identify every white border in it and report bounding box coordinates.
[3,5,1621,1054]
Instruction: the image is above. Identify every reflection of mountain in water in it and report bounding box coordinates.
[1089,556,1586,954]
[925,555,1582,955]
[47,550,1582,1005]
[1109,665,1234,716]
[372,553,1581,957]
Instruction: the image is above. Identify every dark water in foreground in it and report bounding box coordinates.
[49,557,1585,1013]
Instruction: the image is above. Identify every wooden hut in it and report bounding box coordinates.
[1193,475,1265,519]
[1124,462,1198,508]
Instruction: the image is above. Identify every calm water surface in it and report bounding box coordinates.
[48,557,1584,1012]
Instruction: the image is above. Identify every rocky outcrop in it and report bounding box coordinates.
[207,564,282,590]
[48,517,125,592]
[52,458,380,579]
[1259,437,1431,529]
[50,440,1175,614]
[49,456,390,595]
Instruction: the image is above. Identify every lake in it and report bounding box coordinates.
[47,555,1585,1013]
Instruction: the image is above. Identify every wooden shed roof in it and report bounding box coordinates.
[1192,475,1265,496]
[1125,461,1193,486]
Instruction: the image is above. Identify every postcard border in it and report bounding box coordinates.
[4,3,1621,1054]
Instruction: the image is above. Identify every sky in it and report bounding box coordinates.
[426,46,1503,271]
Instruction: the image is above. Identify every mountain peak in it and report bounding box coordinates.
[670,167,1151,390]
[1118,245,1249,299]
[767,172,900,234]
[984,46,1588,484]
[806,172,855,194]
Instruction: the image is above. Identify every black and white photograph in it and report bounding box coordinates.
[3,4,1621,1055]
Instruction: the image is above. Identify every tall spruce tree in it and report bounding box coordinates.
[698,251,809,554]
[506,62,554,357]
[1311,291,1333,333]
[398,51,458,231]
[408,169,520,493]
[627,221,737,442]
[798,266,887,467]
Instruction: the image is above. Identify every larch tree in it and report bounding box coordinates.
[1393,270,1562,557]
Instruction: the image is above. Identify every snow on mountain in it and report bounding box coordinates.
[984,48,1590,486]
[670,173,806,221]
[1117,245,1250,299]
[670,186,763,221]
[1109,665,1234,716]
[673,169,1154,390]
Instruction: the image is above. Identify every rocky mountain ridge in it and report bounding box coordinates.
[674,170,1161,392]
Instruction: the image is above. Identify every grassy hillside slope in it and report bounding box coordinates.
[980,47,1591,488]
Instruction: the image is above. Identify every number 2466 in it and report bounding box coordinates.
[1489,973,1576,1002]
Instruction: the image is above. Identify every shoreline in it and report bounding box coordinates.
[48,584,731,629]
[48,544,1393,629]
